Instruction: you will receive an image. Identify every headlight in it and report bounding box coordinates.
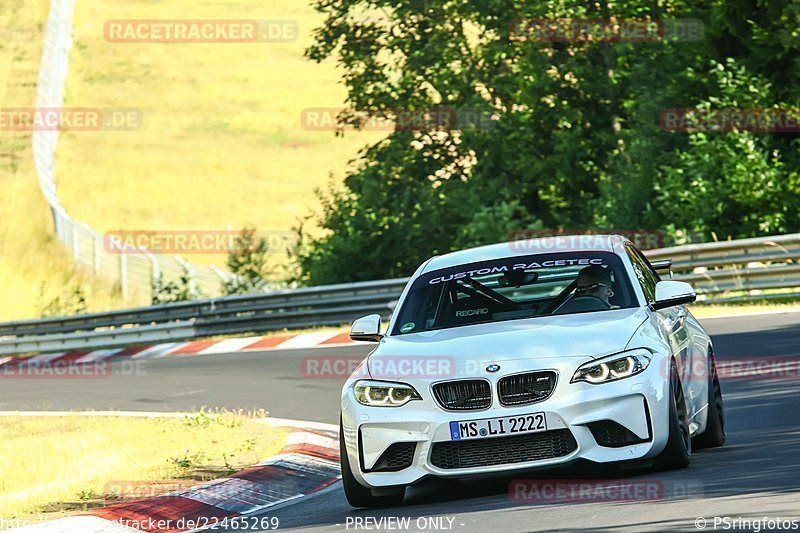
[354,380,421,407]
[571,350,652,384]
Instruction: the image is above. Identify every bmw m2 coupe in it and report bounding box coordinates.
[340,235,725,507]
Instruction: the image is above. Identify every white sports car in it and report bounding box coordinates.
[339,235,725,507]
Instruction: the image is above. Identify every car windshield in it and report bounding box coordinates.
[392,251,638,335]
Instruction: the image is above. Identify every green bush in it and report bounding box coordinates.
[223,228,272,295]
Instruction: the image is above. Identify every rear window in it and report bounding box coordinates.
[392,251,637,335]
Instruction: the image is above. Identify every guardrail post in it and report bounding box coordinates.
[149,254,160,287]
[210,264,230,282]
[71,224,79,261]
[120,254,129,301]
[175,255,198,298]
[50,206,59,235]
[93,234,100,273]
[144,251,159,303]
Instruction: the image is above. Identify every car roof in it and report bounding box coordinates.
[421,234,629,274]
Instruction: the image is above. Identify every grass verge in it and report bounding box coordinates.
[0,412,287,521]
[691,302,800,319]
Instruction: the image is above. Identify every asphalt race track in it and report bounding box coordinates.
[3,312,800,532]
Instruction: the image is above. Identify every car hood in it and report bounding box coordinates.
[368,307,649,381]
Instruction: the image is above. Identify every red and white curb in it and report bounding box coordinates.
[0,331,363,369]
[4,308,797,368]
[12,419,340,533]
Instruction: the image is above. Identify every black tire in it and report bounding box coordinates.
[655,362,691,470]
[693,352,726,449]
[340,419,405,508]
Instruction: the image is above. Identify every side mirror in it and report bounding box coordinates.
[349,314,384,342]
[651,280,696,311]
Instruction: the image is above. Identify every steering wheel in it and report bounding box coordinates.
[554,295,612,314]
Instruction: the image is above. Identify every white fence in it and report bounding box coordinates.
[32,0,225,300]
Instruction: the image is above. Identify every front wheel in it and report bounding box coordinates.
[693,352,726,449]
[340,419,405,508]
[655,362,691,470]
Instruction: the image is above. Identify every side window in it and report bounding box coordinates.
[625,245,657,302]
[634,246,662,284]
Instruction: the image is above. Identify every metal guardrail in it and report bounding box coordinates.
[7,322,197,355]
[646,234,800,294]
[0,279,408,355]
[1,235,799,355]
[646,233,800,271]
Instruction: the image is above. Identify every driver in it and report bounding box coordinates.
[574,264,614,304]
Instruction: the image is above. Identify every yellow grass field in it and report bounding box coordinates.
[57,0,385,269]
[0,1,130,321]
[0,413,286,521]
[0,0,383,320]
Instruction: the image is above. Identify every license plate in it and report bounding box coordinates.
[449,412,547,441]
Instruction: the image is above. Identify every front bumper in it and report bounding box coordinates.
[341,362,670,488]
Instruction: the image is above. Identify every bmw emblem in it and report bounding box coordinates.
[486,364,501,373]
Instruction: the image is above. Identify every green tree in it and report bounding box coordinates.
[653,59,800,242]
[37,284,88,317]
[223,228,272,295]
[151,266,196,304]
[296,0,800,284]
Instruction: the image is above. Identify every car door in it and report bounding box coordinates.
[625,244,702,424]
